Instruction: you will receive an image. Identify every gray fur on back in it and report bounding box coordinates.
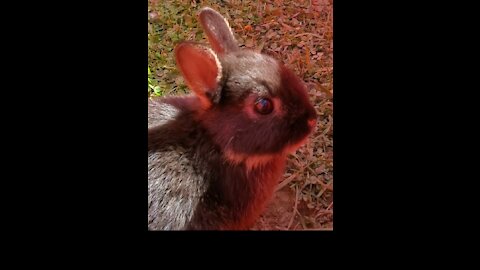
[148,146,208,230]
[148,97,209,230]
[148,98,179,128]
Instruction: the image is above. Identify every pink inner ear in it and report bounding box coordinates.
[175,43,219,99]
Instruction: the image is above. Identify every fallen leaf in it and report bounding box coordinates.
[271,8,282,16]
[306,47,311,69]
[291,18,299,26]
[266,29,276,39]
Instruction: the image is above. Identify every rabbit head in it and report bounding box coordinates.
[174,7,317,167]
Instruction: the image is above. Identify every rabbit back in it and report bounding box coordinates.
[148,144,209,230]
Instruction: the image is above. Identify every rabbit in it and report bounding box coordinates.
[148,7,317,230]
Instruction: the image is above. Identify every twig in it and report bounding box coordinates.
[291,12,301,18]
[298,211,307,229]
[162,65,176,70]
[280,22,294,30]
[276,172,297,192]
[307,165,316,176]
[315,210,333,218]
[305,166,333,193]
[294,33,323,39]
[326,201,333,211]
[287,185,300,230]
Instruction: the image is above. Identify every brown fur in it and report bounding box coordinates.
[148,7,317,230]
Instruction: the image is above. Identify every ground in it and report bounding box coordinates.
[148,0,333,230]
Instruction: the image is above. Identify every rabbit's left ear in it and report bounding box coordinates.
[175,42,223,109]
[198,7,238,55]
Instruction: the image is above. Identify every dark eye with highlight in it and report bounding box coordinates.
[254,98,273,115]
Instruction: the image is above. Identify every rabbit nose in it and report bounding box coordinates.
[308,118,317,128]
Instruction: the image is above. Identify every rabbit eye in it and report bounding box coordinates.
[254,98,273,115]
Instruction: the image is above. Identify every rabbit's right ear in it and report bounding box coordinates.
[175,42,222,109]
[199,7,238,55]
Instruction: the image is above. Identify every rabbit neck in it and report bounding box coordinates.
[222,157,287,230]
[189,149,286,230]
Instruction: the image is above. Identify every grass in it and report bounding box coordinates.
[148,0,333,230]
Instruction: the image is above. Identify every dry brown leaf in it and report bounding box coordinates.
[271,8,282,16]
[305,47,311,69]
[266,29,276,39]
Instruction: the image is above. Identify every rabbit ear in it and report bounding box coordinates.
[175,42,222,109]
[199,7,238,55]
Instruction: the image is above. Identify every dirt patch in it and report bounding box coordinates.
[253,184,333,230]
